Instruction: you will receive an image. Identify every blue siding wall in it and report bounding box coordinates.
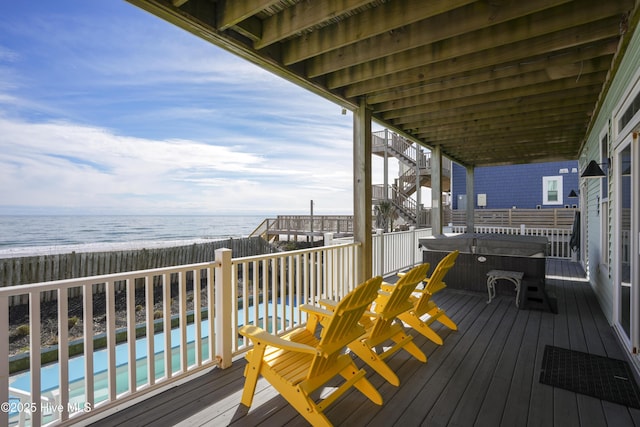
[451,161,579,209]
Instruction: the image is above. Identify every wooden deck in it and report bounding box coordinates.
[90,259,640,427]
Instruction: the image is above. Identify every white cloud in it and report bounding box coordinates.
[0,116,354,215]
[0,1,361,216]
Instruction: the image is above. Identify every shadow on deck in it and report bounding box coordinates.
[90,259,640,427]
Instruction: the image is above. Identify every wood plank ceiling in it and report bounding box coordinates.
[127,0,639,167]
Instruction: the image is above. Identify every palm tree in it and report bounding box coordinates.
[375,201,396,233]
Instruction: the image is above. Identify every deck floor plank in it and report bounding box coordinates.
[89,260,640,427]
[373,293,493,427]
[473,303,531,426]
[425,296,513,426]
[526,308,555,427]
[501,309,543,427]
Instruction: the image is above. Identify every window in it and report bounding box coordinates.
[542,176,563,205]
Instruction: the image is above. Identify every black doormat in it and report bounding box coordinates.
[540,345,640,408]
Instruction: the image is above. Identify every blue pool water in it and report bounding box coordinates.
[8,302,301,420]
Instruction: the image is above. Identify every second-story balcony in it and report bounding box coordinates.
[94,258,639,426]
[1,228,637,427]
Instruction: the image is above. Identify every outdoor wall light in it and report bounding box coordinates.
[580,159,609,178]
[568,189,579,198]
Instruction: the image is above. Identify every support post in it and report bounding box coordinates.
[416,147,422,224]
[354,99,373,282]
[384,129,389,201]
[466,166,475,233]
[431,146,443,235]
[215,248,233,368]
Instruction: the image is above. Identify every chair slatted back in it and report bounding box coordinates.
[309,276,383,377]
[414,250,459,314]
[369,263,430,338]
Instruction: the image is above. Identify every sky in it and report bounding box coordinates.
[0,1,393,216]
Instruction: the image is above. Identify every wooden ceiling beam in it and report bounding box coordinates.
[443,149,578,166]
[382,73,605,121]
[422,117,588,142]
[218,0,281,30]
[308,0,580,77]
[422,110,590,136]
[442,142,578,158]
[255,0,373,49]
[281,0,473,65]
[442,147,580,165]
[393,91,599,127]
[366,54,612,105]
[328,16,621,89]
[316,0,632,78]
[403,99,595,129]
[344,38,618,97]
[440,138,582,159]
[373,69,608,113]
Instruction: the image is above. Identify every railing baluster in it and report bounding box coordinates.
[288,255,295,329]
[58,287,69,422]
[145,275,155,386]
[251,260,259,335]
[29,290,42,427]
[279,257,285,333]
[126,278,136,393]
[193,268,202,366]
[270,258,277,334]
[162,273,171,379]
[106,280,116,401]
[83,283,94,410]
[207,265,215,364]
[231,263,238,348]
[261,259,269,332]
[179,270,187,373]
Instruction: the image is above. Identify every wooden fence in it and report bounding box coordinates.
[0,237,272,305]
[451,208,577,229]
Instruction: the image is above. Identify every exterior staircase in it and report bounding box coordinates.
[372,130,452,227]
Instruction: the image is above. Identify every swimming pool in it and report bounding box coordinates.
[8,302,300,425]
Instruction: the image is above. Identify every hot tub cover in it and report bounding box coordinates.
[419,233,548,257]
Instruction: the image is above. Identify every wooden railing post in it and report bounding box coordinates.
[410,226,417,267]
[375,229,384,277]
[215,248,233,369]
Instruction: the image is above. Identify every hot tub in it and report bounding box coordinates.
[419,233,554,311]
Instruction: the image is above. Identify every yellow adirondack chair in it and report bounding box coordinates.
[344,262,431,386]
[397,250,459,345]
[239,276,384,427]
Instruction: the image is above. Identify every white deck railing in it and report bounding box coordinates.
[1,242,362,427]
[450,225,573,258]
[372,228,433,276]
[1,224,572,426]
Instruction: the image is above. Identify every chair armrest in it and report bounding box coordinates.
[239,325,319,355]
[300,304,334,319]
[317,298,338,310]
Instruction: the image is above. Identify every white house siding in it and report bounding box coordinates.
[582,20,640,329]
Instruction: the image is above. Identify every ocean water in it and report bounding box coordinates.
[0,215,265,257]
